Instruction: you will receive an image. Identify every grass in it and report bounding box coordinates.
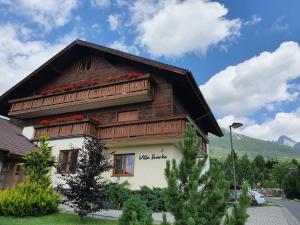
[0,212,118,225]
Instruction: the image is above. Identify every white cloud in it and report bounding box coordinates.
[92,23,101,33]
[244,15,262,26]
[107,14,120,31]
[201,41,300,117]
[116,0,128,7]
[91,0,110,8]
[0,0,78,32]
[217,115,255,130]
[129,0,241,57]
[108,40,140,55]
[0,23,78,95]
[271,16,289,32]
[239,108,300,141]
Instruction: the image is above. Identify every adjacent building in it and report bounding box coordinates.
[0,40,222,189]
[0,118,35,189]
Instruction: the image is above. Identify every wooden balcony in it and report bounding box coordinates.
[9,76,153,119]
[34,119,97,139]
[97,116,187,143]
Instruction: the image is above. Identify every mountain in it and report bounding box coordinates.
[276,135,297,147]
[294,143,300,150]
[209,129,300,160]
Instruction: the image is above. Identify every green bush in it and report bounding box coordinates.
[119,196,152,225]
[0,183,60,217]
[104,182,133,210]
[134,186,167,212]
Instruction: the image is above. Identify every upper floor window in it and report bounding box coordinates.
[78,57,92,72]
[113,153,135,176]
[117,110,138,122]
[58,149,79,173]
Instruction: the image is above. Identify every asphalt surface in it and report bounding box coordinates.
[267,198,300,223]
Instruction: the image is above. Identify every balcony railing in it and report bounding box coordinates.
[97,116,187,143]
[9,76,153,119]
[34,120,97,139]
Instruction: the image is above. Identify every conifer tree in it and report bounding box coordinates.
[224,184,250,225]
[23,135,55,187]
[164,123,230,225]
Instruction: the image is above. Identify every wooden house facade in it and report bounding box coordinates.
[0,40,222,189]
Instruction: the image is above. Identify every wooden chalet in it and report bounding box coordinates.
[0,40,222,189]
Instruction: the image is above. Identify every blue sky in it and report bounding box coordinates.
[0,0,300,141]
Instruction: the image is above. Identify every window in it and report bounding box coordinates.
[117,110,138,122]
[113,154,135,176]
[78,57,92,72]
[58,149,79,173]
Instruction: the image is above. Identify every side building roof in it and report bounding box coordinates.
[0,118,35,157]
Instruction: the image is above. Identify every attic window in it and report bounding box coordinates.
[78,57,92,72]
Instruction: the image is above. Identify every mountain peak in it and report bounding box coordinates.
[276,135,297,147]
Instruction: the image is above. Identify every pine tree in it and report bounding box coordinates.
[164,123,230,225]
[57,137,112,220]
[224,183,250,225]
[23,135,55,187]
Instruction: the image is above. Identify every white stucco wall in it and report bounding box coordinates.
[22,126,35,140]
[47,137,210,190]
[48,137,183,189]
[48,137,85,187]
[103,144,183,189]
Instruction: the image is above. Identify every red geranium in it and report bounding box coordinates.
[90,116,102,123]
[39,72,145,95]
[38,114,85,125]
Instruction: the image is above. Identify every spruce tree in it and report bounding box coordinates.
[57,137,112,220]
[164,123,229,225]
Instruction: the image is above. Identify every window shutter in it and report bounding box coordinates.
[117,111,138,122]
[57,151,63,173]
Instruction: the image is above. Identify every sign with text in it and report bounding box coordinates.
[139,154,167,160]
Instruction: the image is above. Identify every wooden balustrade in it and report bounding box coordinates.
[97,117,187,142]
[34,120,97,139]
[9,76,153,119]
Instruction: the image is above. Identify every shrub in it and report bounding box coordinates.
[134,186,167,212]
[104,181,133,210]
[119,196,152,225]
[0,183,60,217]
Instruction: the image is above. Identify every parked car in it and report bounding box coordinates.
[249,190,266,206]
[229,185,266,206]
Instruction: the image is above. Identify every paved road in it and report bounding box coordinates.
[267,198,300,223]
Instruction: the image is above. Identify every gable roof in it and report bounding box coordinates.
[0,118,35,157]
[0,39,223,137]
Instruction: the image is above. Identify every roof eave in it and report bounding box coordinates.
[186,71,223,137]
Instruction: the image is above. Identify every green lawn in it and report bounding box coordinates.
[0,212,118,225]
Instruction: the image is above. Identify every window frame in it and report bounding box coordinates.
[112,153,135,177]
[77,57,93,72]
[57,149,79,174]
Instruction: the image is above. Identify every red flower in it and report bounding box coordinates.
[38,114,85,125]
[39,120,50,125]
[105,76,119,81]
[39,72,144,95]
[90,116,102,123]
